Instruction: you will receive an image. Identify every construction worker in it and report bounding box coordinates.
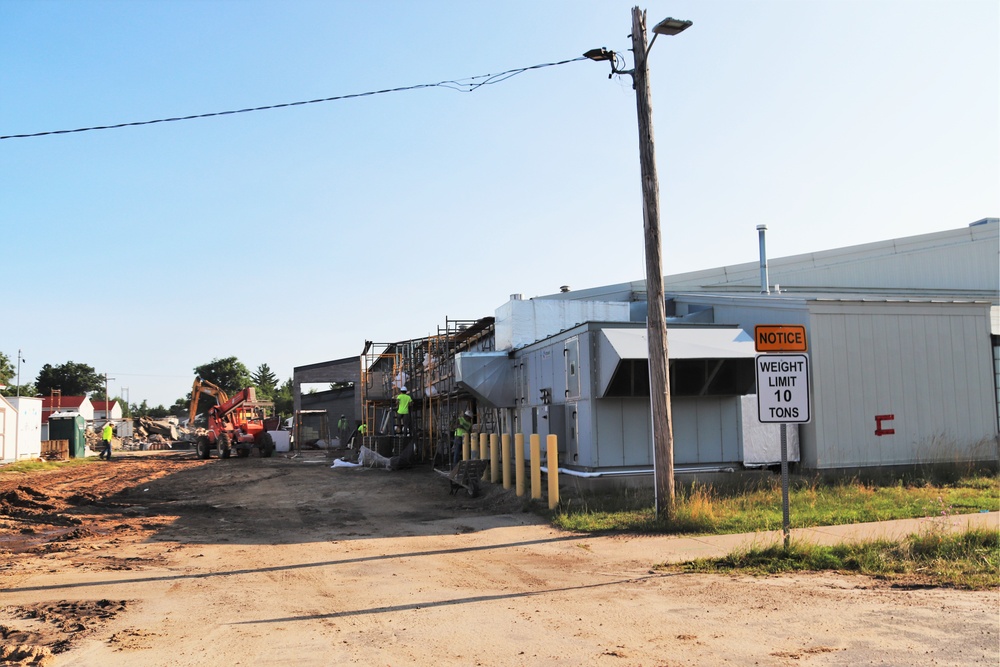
[395,386,412,434]
[337,414,349,447]
[452,410,473,466]
[99,422,114,460]
[349,422,368,448]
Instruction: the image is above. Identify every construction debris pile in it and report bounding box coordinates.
[133,417,182,442]
[81,417,204,454]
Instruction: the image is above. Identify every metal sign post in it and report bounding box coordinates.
[754,326,811,550]
[780,423,789,548]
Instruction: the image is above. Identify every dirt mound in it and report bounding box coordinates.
[48,528,95,542]
[0,639,54,666]
[0,487,54,511]
[0,600,130,659]
[64,493,99,506]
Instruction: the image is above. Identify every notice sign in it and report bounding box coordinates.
[756,353,811,423]
[755,324,807,352]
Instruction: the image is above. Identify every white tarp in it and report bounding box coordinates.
[358,445,391,469]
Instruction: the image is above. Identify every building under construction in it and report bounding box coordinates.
[292,220,998,486]
[359,316,495,466]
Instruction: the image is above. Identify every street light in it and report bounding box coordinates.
[652,17,693,36]
[16,349,25,397]
[586,8,692,519]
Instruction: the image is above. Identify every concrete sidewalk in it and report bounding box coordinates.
[629,511,999,564]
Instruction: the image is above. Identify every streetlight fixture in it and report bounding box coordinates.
[585,8,692,519]
[652,17,693,36]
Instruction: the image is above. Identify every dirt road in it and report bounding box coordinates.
[1,451,996,666]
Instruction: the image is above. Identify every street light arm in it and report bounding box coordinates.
[645,32,660,59]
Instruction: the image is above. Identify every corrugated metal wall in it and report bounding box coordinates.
[806,301,998,468]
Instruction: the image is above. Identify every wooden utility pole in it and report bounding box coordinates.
[104,372,115,421]
[631,6,675,518]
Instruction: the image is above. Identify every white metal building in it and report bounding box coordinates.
[464,219,999,476]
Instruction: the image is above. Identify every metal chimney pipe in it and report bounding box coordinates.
[756,224,770,294]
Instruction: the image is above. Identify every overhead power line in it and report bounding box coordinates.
[1,56,587,141]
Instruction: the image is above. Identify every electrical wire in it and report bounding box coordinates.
[1,56,588,141]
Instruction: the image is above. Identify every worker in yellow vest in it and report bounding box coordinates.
[395,386,413,435]
[99,422,114,460]
[348,422,368,448]
[452,410,473,466]
[337,414,349,447]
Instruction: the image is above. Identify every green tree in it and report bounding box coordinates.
[171,397,191,419]
[36,361,103,397]
[194,357,252,397]
[251,363,279,400]
[0,352,14,388]
[187,357,253,423]
[149,404,170,418]
[0,352,33,397]
[112,396,131,418]
[133,400,170,419]
[1,382,36,398]
[273,378,294,418]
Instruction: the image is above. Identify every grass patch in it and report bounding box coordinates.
[0,457,97,475]
[551,475,999,535]
[663,527,1000,590]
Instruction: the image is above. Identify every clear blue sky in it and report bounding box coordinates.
[3,0,997,408]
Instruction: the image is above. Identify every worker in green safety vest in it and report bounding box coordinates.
[337,414,349,447]
[349,422,367,448]
[99,422,114,460]
[452,410,473,466]
[395,386,413,434]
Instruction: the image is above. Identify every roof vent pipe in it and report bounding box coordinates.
[756,224,770,295]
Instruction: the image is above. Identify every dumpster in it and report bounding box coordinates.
[48,412,87,458]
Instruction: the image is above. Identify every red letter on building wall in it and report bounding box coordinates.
[875,414,895,436]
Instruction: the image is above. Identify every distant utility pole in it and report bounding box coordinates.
[104,373,115,421]
[16,349,24,397]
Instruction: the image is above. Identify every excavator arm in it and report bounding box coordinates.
[189,377,230,427]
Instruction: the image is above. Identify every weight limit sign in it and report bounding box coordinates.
[756,353,811,423]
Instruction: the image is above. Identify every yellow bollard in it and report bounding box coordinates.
[515,433,525,497]
[501,434,511,490]
[530,434,541,500]
[547,434,559,509]
[490,434,500,483]
[479,432,488,461]
[462,433,470,461]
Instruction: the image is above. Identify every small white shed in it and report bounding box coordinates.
[0,396,43,462]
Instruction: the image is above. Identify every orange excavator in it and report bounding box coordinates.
[189,377,279,459]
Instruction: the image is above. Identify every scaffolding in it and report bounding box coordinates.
[359,316,495,468]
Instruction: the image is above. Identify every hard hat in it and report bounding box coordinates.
[400,386,408,392]
[464,410,472,417]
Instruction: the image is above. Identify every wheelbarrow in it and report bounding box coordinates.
[437,459,490,497]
